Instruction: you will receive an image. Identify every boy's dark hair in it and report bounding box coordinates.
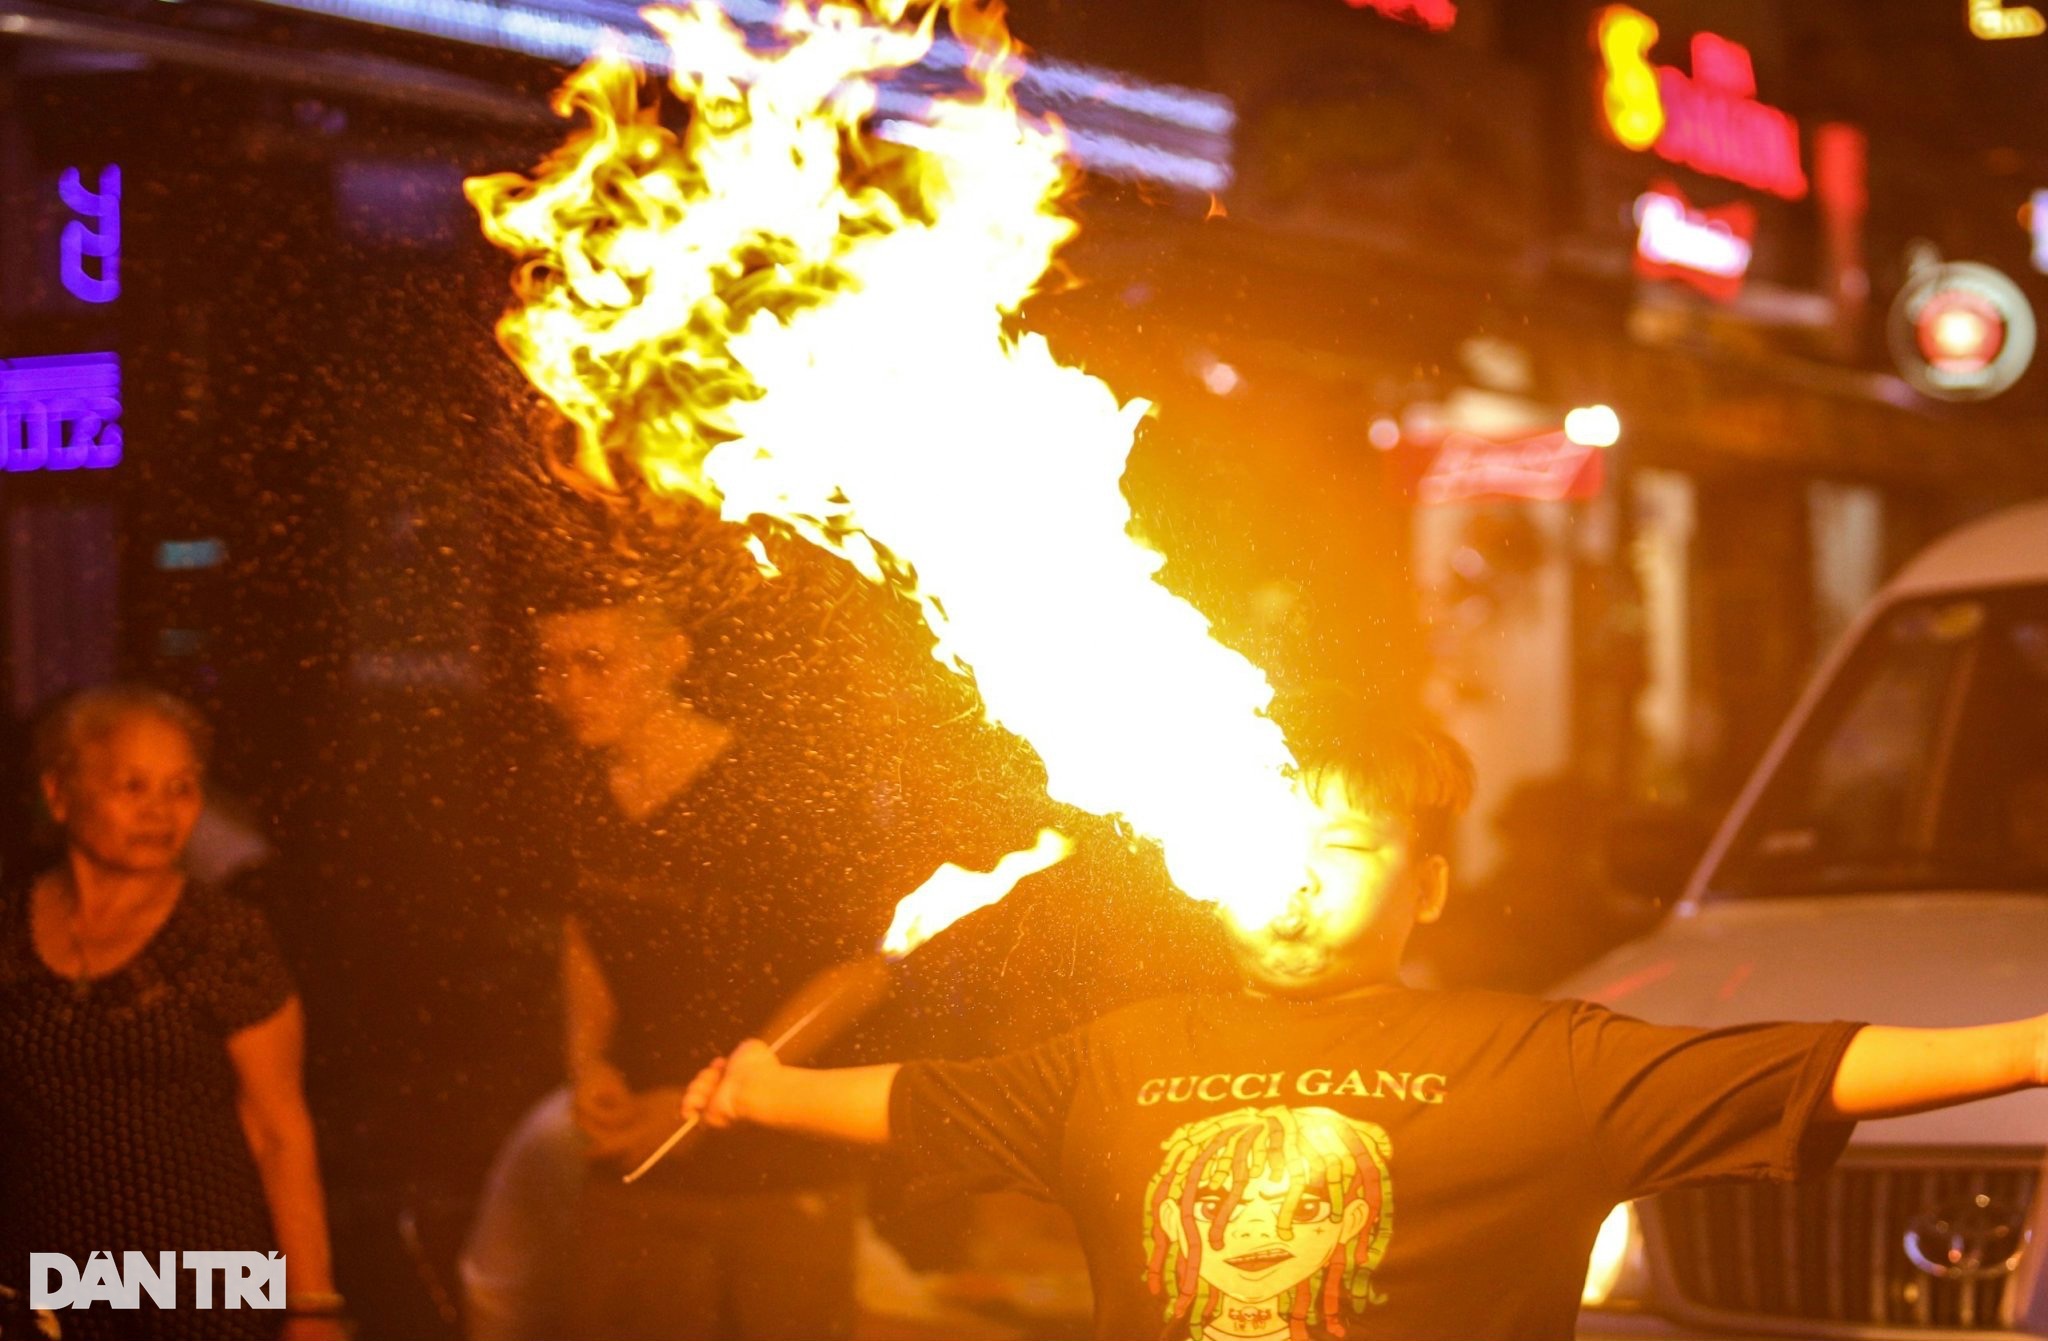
[1271,685,1475,857]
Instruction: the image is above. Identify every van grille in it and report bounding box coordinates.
[1650,1153,2041,1332]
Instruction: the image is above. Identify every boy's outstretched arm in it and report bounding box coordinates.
[1822,1015,2048,1121]
[682,1039,900,1145]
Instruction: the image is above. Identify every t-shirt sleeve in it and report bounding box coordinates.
[200,893,297,1037]
[887,1027,1088,1202]
[1568,1001,1863,1202]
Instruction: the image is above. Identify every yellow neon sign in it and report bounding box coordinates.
[1596,6,1665,151]
[1970,0,2046,38]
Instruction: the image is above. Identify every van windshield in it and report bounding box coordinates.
[1710,584,2048,898]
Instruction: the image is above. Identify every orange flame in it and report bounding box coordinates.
[469,0,1317,944]
[883,827,1072,957]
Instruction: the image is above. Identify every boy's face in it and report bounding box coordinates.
[1223,772,1448,998]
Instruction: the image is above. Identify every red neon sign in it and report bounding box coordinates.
[1346,0,1457,32]
[1595,6,1807,201]
[1396,430,1605,505]
[1634,180,1755,302]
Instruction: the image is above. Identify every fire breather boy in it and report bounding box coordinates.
[683,691,2048,1341]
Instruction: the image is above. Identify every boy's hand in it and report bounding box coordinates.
[682,1038,781,1129]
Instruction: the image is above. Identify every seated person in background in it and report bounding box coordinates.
[681,690,2048,1341]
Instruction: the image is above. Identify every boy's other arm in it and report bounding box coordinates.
[1821,1015,2048,1121]
[683,1039,900,1145]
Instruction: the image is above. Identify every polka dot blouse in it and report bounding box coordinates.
[0,878,293,1339]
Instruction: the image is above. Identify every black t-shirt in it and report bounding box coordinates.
[890,988,1861,1341]
[567,731,888,1192]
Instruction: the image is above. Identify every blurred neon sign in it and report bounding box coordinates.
[2,353,124,472]
[2031,189,2048,273]
[156,538,229,571]
[59,165,121,304]
[1634,182,1754,301]
[1346,0,1457,32]
[1888,249,2037,401]
[243,0,1235,192]
[1595,6,1807,200]
[1970,0,2045,39]
[1406,430,1605,505]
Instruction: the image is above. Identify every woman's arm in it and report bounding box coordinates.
[226,997,341,1329]
[1821,1015,2048,1121]
[683,1040,899,1145]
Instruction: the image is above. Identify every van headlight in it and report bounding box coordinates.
[1582,1201,1648,1308]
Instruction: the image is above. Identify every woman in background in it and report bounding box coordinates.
[0,686,344,1341]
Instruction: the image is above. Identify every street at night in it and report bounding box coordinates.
[2,1,2047,1339]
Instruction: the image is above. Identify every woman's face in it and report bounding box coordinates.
[45,715,204,876]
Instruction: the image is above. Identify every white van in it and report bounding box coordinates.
[1570,499,2048,1339]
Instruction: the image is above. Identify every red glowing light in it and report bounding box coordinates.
[1346,0,1457,32]
[1917,291,2006,371]
[1889,254,2038,400]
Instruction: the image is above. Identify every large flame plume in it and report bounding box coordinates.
[469,0,1316,947]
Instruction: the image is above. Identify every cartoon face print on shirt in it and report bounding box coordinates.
[1143,1106,1394,1340]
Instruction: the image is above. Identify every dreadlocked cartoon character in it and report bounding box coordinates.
[1143,1106,1394,1341]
